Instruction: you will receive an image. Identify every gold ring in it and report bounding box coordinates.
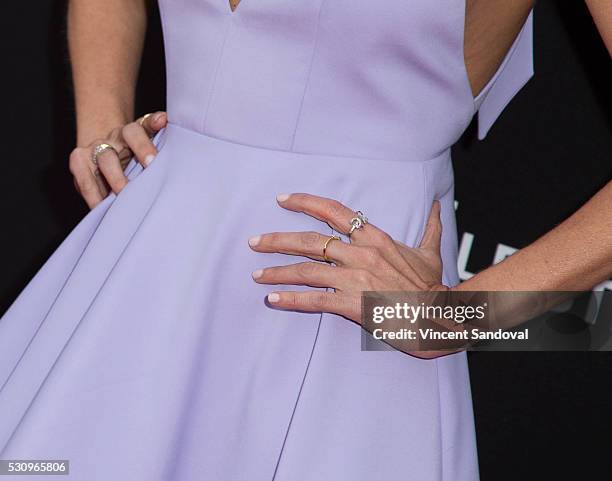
[138,113,153,127]
[323,235,341,263]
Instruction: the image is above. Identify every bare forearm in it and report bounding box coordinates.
[586,0,612,56]
[68,0,147,146]
[457,181,612,292]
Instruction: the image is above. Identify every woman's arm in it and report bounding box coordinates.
[67,0,167,209]
[247,182,611,356]
[249,186,612,313]
[457,180,612,292]
[449,1,612,292]
[68,0,147,146]
[586,0,612,56]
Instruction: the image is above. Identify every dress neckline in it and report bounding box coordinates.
[228,0,243,14]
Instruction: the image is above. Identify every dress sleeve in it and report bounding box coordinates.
[474,10,534,140]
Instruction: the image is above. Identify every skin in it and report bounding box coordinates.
[247,2,612,357]
[68,0,168,208]
[464,0,535,96]
[67,1,612,356]
[586,0,612,56]
[248,187,612,358]
[67,0,539,207]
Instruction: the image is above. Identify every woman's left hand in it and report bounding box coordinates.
[248,193,448,324]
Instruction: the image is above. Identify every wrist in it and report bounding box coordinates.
[76,115,129,147]
[74,98,134,147]
[449,276,482,293]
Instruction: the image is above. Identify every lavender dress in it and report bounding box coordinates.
[0,1,533,479]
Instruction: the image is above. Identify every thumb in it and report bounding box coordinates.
[142,111,168,136]
[418,200,442,251]
[150,111,168,132]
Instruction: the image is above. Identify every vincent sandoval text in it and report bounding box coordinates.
[372,328,530,341]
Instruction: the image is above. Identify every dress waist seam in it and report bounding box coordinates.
[164,121,451,165]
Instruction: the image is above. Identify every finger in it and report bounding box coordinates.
[122,122,159,168]
[418,200,442,251]
[139,111,167,136]
[278,194,411,272]
[276,193,383,244]
[266,290,361,323]
[69,147,104,208]
[250,231,401,272]
[254,262,382,292]
[249,231,353,264]
[92,167,110,198]
[276,193,355,234]
[253,262,354,290]
[94,141,129,194]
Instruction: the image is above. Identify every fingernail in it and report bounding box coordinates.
[276,193,290,202]
[153,113,165,123]
[144,154,155,166]
[248,235,261,247]
[268,293,280,303]
[252,269,263,279]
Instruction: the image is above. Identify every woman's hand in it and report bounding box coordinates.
[69,111,168,209]
[248,193,448,323]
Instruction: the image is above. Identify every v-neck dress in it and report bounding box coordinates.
[0,1,533,479]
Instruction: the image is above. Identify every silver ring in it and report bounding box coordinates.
[91,143,117,166]
[348,210,368,236]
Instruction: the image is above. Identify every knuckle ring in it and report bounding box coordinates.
[348,210,368,237]
[91,143,117,166]
[138,113,153,127]
[323,235,341,263]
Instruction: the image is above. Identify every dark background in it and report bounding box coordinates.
[1,1,611,479]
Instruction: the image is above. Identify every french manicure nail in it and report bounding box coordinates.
[276,193,290,202]
[144,154,155,166]
[248,235,261,247]
[268,293,280,303]
[252,269,263,279]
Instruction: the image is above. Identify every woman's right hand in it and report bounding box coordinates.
[69,111,168,209]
